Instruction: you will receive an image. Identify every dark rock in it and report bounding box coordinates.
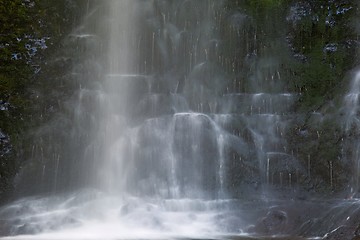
[0,100,10,111]
[323,226,355,240]
[0,220,11,237]
[15,223,39,235]
[324,43,338,53]
[251,209,288,235]
[217,214,243,233]
[355,225,360,236]
[119,202,138,216]
[0,131,12,158]
[0,131,6,139]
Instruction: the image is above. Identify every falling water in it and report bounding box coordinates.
[0,1,247,238]
[343,71,360,196]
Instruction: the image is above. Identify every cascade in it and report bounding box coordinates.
[1,1,360,239]
[343,71,360,196]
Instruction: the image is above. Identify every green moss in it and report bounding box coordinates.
[246,0,286,9]
[0,0,85,199]
[289,1,357,112]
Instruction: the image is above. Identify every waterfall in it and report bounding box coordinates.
[0,1,297,238]
[0,1,245,238]
[2,1,358,239]
[343,71,360,196]
[94,0,229,199]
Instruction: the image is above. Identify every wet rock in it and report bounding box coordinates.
[250,209,288,235]
[293,53,307,62]
[60,216,80,228]
[323,226,355,240]
[119,202,138,216]
[0,131,11,157]
[323,43,338,53]
[217,213,243,233]
[0,220,11,237]
[15,223,39,235]
[0,100,10,111]
[287,2,312,25]
[0,131,6,139]
[355,225,360,236]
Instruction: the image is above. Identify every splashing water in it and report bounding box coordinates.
[0,190,249,239]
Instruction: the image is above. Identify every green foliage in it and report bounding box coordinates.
[296,51,351,111]
[222,0,294,94]
[0,0,84,199]
[246,0,286,10]
[227,0,288,22]
[0,0,42,59]
[0,0,82,132]
[290,0,357,111]
[284,0,358,192]
[291,5,353,55]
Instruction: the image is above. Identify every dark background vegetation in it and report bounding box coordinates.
[0,0,88,200]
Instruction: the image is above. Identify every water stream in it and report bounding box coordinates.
[343,71,360,197]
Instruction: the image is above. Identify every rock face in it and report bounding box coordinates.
[0,131,11,158]
[323,226,358,240]
[250,209,288,235]
[0,130,14,199]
